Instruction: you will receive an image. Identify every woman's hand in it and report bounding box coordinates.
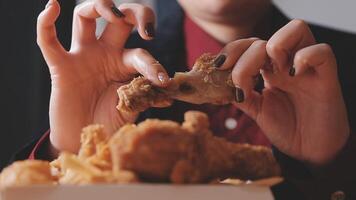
[37,0,169,153]
[218,20,350,165]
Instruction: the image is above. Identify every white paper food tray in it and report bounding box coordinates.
[0,184,275,200]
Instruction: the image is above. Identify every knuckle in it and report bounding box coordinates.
[224,40,244,52]
[266,41,283,55]
[231,67,244,82]
[248,37,260,41]
[36,37,43,46]
[319,43,333,53]
[133,48,148,56]
[36,12,45,25]
[291,19,308,29]
[73,4,82,15]
[73,2,89,16]
[223,41,237,51]
[141,5,154,17]
[294,51,306,65]
[251,40,267,48]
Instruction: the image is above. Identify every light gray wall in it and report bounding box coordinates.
[273,0,356,33]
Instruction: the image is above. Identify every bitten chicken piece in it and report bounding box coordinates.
[0,160,57,188]
[109,111,281,183]
[117,77,173,113]
[117,54,235,113]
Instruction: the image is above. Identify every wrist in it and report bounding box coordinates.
[308,126,350,166]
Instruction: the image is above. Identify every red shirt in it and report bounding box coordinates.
[29,15,270,159]
[184,16,270,146]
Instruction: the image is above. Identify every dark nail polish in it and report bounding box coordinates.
[289,67,295,77]
[111,6,125,18]
[235,87,245,103]
[213,54,226,68]
[145,23,155,38]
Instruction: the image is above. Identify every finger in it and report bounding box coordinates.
[213,38,259,69]
[122,48,169,86]
[232,40,268,101]
[119,3,156,40]
[100,3,156,48]
[37,0,68,66]
[71,0,129,48]
[266,19,316,73]
[233,91,262,121]
[293,43,337,78]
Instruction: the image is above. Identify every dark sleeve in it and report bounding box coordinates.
[272,133,356,200]
[8,130,51,165]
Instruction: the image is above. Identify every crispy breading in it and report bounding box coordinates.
[55,152,137,185]
[0,160,57,188]
[52,125,138,185]
[77,124,112,171]
[109,111,281,183]
[117,77,173,113]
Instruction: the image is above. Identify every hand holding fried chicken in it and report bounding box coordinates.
[117,54,235,113]
[117,20,350,166]
[217,20,350,165]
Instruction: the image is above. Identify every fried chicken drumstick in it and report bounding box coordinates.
[117,54,235,113]
[110,111,281,183]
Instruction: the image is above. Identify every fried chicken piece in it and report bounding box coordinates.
[77,124,112,171]
[109,111,281,183]
[0,160,57,188]
[52,125,138,185]
[54,152,137,185]
[117,77,173,113]
[117,54,235,113]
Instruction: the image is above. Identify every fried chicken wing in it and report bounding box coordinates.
[0,160,57,188]
[109,111,281,183]
[117,54,235,113]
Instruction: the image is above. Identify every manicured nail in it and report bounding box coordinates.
[289,67,295,77]
[111,6,125,18]
[158,72,168,84]
[235,87,245,103]
[45,0,55,8]
[213,54,226,68]
[145,23,155,38]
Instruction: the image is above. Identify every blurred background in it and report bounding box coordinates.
[0,0,355,169]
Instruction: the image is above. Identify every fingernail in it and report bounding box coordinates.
[213,54,226,68]
[158,72,168,84]
[111,6,125,18]
[145,23,155,38]
[235,87,245,103]
[289,67,295,77]
[45,0,55,8]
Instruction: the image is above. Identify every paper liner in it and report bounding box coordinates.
[220,176,284,187]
